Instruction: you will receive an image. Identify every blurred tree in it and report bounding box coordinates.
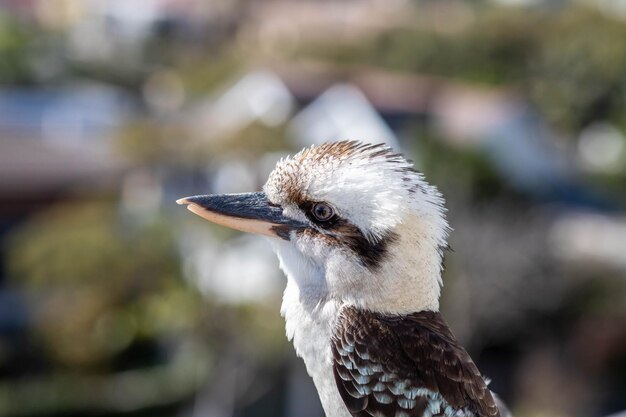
[368,10,542,85]
[2,199,289,416]
[530,9,626,133]
[294,6,626,137]
[294,8,544,84]
[6,199,193,369]
[118,118,193,166]
[0,13,33,83]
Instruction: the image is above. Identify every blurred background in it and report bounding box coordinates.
[0,0,625,416]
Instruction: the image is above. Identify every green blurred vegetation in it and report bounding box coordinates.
[296,7,626,135]
[531,9,626,133]
[6,200,192,367]
[2,200,287,416]
[0,12,34,83]
[299,10,542,85]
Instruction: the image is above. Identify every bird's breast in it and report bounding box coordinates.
[281,281,352,417]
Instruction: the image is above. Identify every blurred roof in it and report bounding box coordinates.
[0,139,123,197]
[188,70,295,141]
[0,86,130,202]
[273,61,439,115]
[0,85,132,144]
[289,83,400,149]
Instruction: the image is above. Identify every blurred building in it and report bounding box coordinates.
[0,84,132,221]
[289,83,400,149]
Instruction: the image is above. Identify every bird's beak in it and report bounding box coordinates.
[176,192,306,240]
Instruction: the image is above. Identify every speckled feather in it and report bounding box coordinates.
[332,305,501,417]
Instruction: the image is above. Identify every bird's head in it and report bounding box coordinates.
[178,141,449,314]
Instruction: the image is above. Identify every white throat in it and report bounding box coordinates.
[274,240,350,417]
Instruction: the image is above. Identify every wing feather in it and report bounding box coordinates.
[331,306,502,417]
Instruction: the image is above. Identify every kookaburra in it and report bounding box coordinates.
[178,141,507,417]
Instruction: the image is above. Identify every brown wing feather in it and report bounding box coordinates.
[331,306,501,417]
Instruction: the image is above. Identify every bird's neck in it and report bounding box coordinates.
[327,213,445,315]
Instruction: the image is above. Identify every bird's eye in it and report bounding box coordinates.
[311,202,334,222]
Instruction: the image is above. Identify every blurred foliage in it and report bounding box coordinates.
[117,116,289,167]
[2,199,288,415]
[117,118,193,165]
[216,121,290,156]
[6,199,193,368]
[417,134,509,201]
[296,7,626,135]
[564,273,626,317]
[530,9,626,133]
[0,13,33,83]
[176,48,244,98]
[293,8,543,83]
[374,12,542,85]
[0,343,210,417]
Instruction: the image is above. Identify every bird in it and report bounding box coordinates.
[177,140,508,417]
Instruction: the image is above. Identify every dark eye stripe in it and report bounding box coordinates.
[296,200,397,270]
[331,220,398,270]
[296,222,397,270]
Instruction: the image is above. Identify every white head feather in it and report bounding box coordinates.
[264,141,449,314]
